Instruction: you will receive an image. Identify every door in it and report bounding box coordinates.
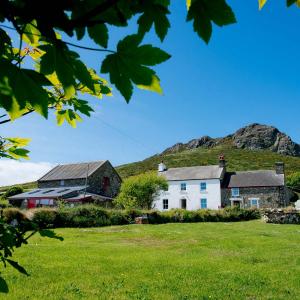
[181,199,187,209]
[233,200,241,208]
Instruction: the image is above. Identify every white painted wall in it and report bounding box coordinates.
[154,179,222,211]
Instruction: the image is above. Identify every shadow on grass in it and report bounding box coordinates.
[0,277,8,293]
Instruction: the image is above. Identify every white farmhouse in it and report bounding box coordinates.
[154,158,226,211]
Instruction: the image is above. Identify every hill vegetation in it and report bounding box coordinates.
[117,143,300,178]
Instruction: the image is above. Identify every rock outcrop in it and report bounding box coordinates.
[161,123,300,157]
[233,123,300,156]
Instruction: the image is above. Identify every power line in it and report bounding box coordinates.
[92,114,161,156]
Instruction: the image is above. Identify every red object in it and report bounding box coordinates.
[28,199,36,209]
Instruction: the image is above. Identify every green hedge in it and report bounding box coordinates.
[2,206,261,229]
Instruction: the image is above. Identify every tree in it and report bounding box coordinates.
[0,0,299,158]
[286,172,300,191]
[114,172,168,209]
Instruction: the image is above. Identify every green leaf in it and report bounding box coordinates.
[7,148,30,160]
[23,21,40,46]
[88,24,108,48]
[137,0,170,41]
[101,35,170,102]
[6,259,29,276]
[137,75,163,94]
[0,61,49,118]
[132,45,171,66]
[186,0,236,44]
[6,138,31,148]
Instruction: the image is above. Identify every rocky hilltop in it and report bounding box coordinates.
[162,123,300,157]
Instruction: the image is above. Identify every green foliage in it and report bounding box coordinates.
[286,172,300,191]
[116,143,300,178]
[114,172,168,209]
[0,137,30,160]
[2,187,23,199]
[14,206,260,229]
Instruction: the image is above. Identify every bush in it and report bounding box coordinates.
[31,208,59,228]
[2,208,27,223]
[25,205,261,228]
[2,186,23,199]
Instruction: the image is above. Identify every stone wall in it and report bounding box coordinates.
[263,209,300,224]
[221,186,289,209]
[86,161,121,198]
[38,161,121,198]
[38,178,86,188]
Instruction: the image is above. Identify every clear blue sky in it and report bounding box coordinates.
[2,1,300,167]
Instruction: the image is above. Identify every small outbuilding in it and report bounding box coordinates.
[9,160,121,208]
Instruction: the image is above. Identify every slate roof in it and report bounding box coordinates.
[160,165,224,181]
[8,186,86,199]
[39,161,106,181]
[226,170,284,188]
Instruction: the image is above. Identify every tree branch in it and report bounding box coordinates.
[0,110,34,125]
[69,0,121,28]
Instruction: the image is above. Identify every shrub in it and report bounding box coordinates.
[0,198,10,208]
[25,206,260,228]
[114,172,168,209]
[2,208,27,223]
[287,172,300,191]
[2,186,23,198]
[31,208,59,228]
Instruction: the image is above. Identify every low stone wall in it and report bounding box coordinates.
[263,209,300,224]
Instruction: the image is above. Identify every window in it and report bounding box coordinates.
[200,182,207,191]
[231,188,240,197]
[60,180,65,186]
[180,183,186,191]
[163,199,168,210]
[250,198,259,208]
[200,198,207,209]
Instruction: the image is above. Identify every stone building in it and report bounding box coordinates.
[221,162,289,209]
[155,157,290,211]
[9,160,122,208]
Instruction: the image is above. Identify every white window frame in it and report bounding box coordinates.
[200,182,207,191]
[200,198,207,209]
[231,188,240,197]
[180,183,187,191]
[249,198,259,208]
[163,199,168,210]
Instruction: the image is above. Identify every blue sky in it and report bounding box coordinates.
[2,1,300,170]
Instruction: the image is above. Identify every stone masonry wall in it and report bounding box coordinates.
[86,161,121,198]
[221,186,289,209]
[38,161,122,198]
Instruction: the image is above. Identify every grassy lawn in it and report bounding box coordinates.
[2,221,300,299]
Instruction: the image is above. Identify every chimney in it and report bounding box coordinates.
[275,162,284,175]
[219,154,226,169]
[158,161,167,172]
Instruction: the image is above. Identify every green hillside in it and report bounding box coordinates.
[2,144,300,192]
[116,144,300,178]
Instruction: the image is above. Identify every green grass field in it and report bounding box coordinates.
[2,221,300,300]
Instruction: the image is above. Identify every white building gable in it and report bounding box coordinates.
[154,161,225,211]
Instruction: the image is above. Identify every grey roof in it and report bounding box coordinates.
[160,165,224,181]
[8,186,86,199]
[39,161,106,181]
[227,170,284,188]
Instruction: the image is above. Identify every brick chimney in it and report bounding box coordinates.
[158,161,167,172]
[219,154,226,170]
[275,162,285,174]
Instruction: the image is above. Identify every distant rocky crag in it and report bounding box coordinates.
[162,123,300,157]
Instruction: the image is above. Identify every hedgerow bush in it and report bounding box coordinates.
[2,206,261,229]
